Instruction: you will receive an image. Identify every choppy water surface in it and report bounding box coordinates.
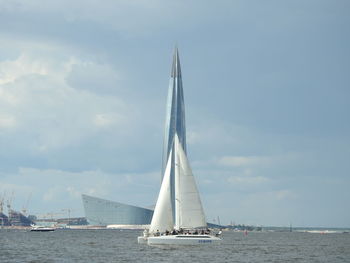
[1,229,350,262]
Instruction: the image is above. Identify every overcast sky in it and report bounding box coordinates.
[0,0,349,227]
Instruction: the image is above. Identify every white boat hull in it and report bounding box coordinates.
[137,236,148,244]
[147,234,221,245]
[30,227,55,232]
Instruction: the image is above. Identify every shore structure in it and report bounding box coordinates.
[138,48,221,245]
[82,194,153,227]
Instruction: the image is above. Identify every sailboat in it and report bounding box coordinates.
[138,135,221,245]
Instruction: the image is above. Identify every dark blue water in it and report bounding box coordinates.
[1,229,349,262]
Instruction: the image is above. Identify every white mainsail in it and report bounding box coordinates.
[149,149,174,233]
[174,135,207,230]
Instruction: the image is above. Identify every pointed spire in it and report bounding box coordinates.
[162,46,187,177]
[171,46,182,78]
[162,46,187,223]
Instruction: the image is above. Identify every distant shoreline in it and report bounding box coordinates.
[1,225,349,233]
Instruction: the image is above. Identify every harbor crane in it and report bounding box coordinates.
[62,209,75,225]
[6,191,14,221]
[0,194,4,214]
[22,193,32,216]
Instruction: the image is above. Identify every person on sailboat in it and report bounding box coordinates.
[143,229,149,237]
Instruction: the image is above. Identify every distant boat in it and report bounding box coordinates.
[138,135,221,245]
[30,225,55,232]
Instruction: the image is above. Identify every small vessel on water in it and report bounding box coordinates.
[30,224,55,232]
[138,136,221,245]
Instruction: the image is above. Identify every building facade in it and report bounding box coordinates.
[82,194,153,226]
[162,47,187,176]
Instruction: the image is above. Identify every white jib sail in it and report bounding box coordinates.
[149,150,174,233]
[174,135,207,229]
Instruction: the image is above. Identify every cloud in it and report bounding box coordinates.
[0,49,131,152]
[0,114,16,129]
[0,54,52,85]
[273,189,298,200]
[93,113,120,128]
[228,175,269,185]
[0,38,166,174]
[65,61,121,94]
[219,156,273,167]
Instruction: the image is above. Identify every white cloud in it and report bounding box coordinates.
[93,113,117,127]
[0,53,65,85]
[226,167,269,186]
[66,61,120,94]
[0,50,131,154]
[219,156,273,167]
[228,175,269,184]
[187,122,240,146]
[0,181,32,195]
[0,114,16,128]
[273,189,298,200]
[66,186,82,199]
[43,186,61,202]
[0,39,163,174]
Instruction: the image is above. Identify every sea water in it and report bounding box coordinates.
[1,229,349,262]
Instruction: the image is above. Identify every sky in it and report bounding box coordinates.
[0,0,349,227]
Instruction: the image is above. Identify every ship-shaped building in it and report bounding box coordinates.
[82,48,187,226]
